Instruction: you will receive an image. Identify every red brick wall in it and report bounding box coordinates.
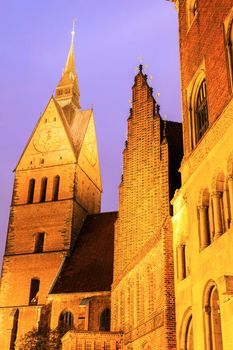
[179,0,233,156]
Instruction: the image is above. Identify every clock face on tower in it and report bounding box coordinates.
[33,126,62,153]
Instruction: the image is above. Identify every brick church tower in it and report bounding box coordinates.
[111,65,183,350]
[0,34,102,349]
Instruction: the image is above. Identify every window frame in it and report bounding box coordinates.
[34,232,45,253]
[29,278,40,305]
[27,178,35,204]
[39,177,47,203]
[187,68,209,150]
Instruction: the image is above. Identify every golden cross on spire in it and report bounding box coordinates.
[71,18,77,43]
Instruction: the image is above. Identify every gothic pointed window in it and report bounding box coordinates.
[34,232,45,253]
[100,308,111,331]
[29,278,40,305]
[195,79,209,143]
[59,311,74,332]
[52,175,60,201]
[27,179,35,204]
[40,177,47,202]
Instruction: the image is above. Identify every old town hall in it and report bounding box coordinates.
[1,1,233,350]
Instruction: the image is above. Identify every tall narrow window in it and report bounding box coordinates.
[184,316,194,350]
[9,309,19,350]
[27,179,35,204]
[52,175,60,201]
[204,284,223,350]
[29,278,40,305]
[40,177,47,202]
[226,19,233,92]
[100,308,111,331]
[177,244,187,280]
[34,232,45,253]
[195,79,209,143]
[59,311,74,332]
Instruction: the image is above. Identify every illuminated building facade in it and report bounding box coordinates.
[0,29,183,350]
[171,1,233,349]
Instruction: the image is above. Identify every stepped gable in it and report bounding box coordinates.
[51,212,118,294]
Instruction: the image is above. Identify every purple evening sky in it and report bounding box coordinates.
[0,0,181,267]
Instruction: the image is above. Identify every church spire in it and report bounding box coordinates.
[56,20,80,109]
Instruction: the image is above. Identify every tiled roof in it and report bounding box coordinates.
[51,212,117,294]
[53,98,92,158]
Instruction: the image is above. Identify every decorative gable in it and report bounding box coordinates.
[16,98,76,171]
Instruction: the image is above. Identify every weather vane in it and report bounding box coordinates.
[71,18,77,43]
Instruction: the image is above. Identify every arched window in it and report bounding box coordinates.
[40,177,47,202]
[180,310,194,350]
[29,278,40,305]
[204,283,223,350]
[59,311,74,332]
[52,175,60,201]
[100,308,111,331]
[27,179,35,204]
[34,232,45,253]
[195,79,209,143]
[184,316,194,350]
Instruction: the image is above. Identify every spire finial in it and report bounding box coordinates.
[71,18,77,44]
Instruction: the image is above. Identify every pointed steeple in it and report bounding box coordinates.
[56,21,80,109]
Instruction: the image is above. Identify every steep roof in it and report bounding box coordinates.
[53,98,92,157]
[51,212,117,294]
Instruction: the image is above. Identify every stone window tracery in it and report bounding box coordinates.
[194,79,209,143]
[188,74,209,150]
[59,310,74,332]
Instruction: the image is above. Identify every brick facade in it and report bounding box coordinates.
[172,1,233,349]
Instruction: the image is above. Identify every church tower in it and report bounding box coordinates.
[111,65,183,350]
[0,29,102,349]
